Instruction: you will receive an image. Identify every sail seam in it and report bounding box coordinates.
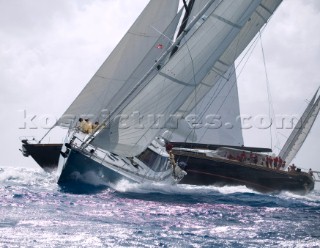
[158,71,192,86]
[255,7,268,23]
[211,14,242,29]
[260,3,272,16]
[127,31,159,38]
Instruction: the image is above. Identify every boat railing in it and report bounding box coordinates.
[174,149,313,176]
[19,136,38,144]
[68,135,172,182]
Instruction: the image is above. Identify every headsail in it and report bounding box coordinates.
[167,0,246,146]
[279,88,320,164]
[167,64,244,146]
[57,0,180,126]
[92,0,283,157]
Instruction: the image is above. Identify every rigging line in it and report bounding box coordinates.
[258,30,278,150]
[197,72,237,142]
[76,8,183,128]
[183,16,270,142]
[183,41,198,144]
[38,122,57,144]
[195,27,271,143]
[82,0,217,150]
[195,31,242,129]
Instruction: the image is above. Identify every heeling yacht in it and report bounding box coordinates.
[20,0,318,194]
[56,0,273,187]
[57,132,182,185]
[163,0,317,195]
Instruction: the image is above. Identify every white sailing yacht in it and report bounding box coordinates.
[56,0,280,186]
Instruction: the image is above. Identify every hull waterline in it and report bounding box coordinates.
[174,150,314,195]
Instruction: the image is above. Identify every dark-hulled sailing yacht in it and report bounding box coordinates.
[20,0,319,194]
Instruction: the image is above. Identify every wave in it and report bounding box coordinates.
[111,179,320,208]
[0,166,57,191]
[1,166,320,208]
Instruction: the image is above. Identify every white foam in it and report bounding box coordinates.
[111,179,257,195]
[278,190,320,203]
[0,167,57,190]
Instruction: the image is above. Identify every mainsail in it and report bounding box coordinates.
[173,0,282,124]
[57,0,180,126]
[279,89,320,164]
[92,0,282,157]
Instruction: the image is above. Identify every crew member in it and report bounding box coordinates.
[84,118,93,133]
[78,118,86,133]
[166,143,176,177]
[92,121,99,132]
[240,151,246,163]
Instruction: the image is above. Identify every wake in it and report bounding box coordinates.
[111,179,257,195]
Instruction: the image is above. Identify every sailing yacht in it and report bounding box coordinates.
[172,87,320,194]
[20,0,319,194]
[165,0,317,195]
[57,0,276,186]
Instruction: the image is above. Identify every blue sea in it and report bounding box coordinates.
[1,167,320,247]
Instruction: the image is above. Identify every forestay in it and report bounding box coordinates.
[57,0,180,126]
[93,0,268,157]
[279,89,320,164]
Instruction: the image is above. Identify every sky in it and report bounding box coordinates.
[0,0,320,178]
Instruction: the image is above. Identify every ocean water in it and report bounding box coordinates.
[0,167,319,248]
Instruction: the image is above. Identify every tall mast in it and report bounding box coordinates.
[171,0,195,56]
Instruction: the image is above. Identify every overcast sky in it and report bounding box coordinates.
[1,0,320,175]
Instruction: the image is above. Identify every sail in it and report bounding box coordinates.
[57,0,180,126]
[168,64,244,146]
[279,89,320,164]
[174,0,282,121]
[92,0,270,157]
[168,0,244,146]
[158,0,282,147]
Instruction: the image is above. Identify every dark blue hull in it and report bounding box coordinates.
[58,149,132,188]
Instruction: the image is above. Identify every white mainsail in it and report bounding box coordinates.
[167,0,244,146]
[279,89,320,164]
[173,0,282,123]
[92,0,282,157]
[57,0,180,126]
[168,64,244,146]
[166,0,281,146]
